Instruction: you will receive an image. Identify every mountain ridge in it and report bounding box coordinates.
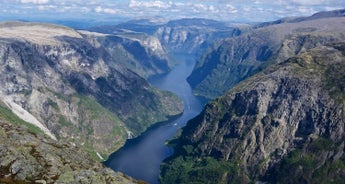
[0,21,183,160]
[187,15,345,99]
[255,8,345,28]
[91,18,242,57]
[161,42,345,183]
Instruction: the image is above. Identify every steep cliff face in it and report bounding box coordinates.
[188,15,345,99]
[154,18,241,55]
[81,30,171,78]
[0,22,183,159]
[0,119,139,184]
[95,18,242,57]
[161,43,345,183]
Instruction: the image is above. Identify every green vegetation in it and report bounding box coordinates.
[35,90,128,161]
[58,115,72,127]
[76,94,127,160]
[0,101,43,135]
[83,141,103,162]
[47,98,59,110]
[162,136,344,184]
[161,44,345,183]
[160,156,248,184]
[267,137,345,184]
[124,88,183,136]
[324,62,345,102]
[19,89,32,96]
[77,95,123,124]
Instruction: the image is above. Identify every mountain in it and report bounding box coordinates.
[154,18,242,56]
[0,115,140,184]
[255,8,345,28]
[187,12,345,99]
[92,18,243,57]
[161,42,345,183]
[0,21,183,160]
[115,17,167,35]
[83,29,172,79]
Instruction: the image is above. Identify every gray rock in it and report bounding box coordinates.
[0,120,139,184]
[188,14,345,99]
[0,21,183,159]
[161,43,345,183]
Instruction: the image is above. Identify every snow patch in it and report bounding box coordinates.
[96,152,104,160]
[78,30,109,37]
[2,96,57,140]
[126,130,134,139]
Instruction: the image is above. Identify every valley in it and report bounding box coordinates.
[105,54,205,184]
[0,8,344,184]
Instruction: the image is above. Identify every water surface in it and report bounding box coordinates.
[104,54,204,184]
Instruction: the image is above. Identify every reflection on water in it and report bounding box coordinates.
[104,54,205,184]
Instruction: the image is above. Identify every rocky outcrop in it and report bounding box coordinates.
[0,119,140,184]
[81,30,171,78]
[187,13,345,99]
[160,43,345,183]
[0,21,183,159]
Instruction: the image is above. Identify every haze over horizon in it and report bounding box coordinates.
[1,0,344,25]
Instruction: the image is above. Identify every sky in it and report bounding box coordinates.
[0,0,344,24]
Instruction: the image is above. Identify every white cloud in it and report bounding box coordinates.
[129,0,172,9]
[192,4,208,11]
[95,6,117,14]
[1,0,345,23]
[20,0,49,4]
[37,5,56,11]
[191,4,219,12]
[226,4,238,13]
[291,0,326,5]
[297,6,314,14]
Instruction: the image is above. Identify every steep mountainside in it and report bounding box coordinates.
[188,14,345,99]
[0,117,140,184]
[81,30,171,78]
[154,18,242,55]
[93,18,242,57]
[0,21,183,160]
[160,43,345,183]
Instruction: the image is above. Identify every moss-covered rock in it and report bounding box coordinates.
[0,120,140,184]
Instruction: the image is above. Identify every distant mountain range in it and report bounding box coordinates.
[0,8,344,184]
[187,10,345,99]
[91,18,242,57]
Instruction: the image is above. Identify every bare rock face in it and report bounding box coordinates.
[81,30,171,79]
[0,120,140,184]
[188,14,345,99]
[160,43,345,183]
[0,21,183,159]
[154,18,241,56]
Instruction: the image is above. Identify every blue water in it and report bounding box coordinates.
[104,54,205,183]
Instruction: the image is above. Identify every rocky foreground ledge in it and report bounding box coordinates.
[0,120,143,184]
